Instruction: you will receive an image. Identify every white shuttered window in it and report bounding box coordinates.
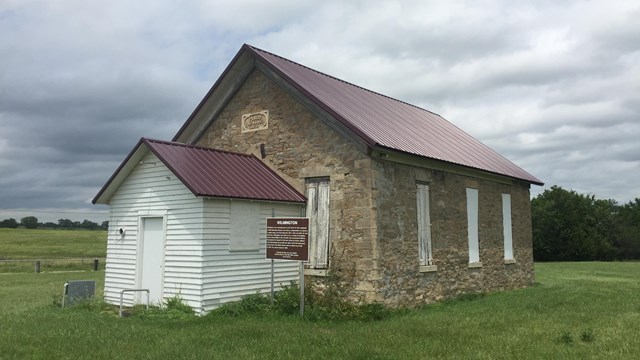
[229,201,260,251]
[306,179,330,268]
[502,193,514,260]
[466,188,480,263]
[417,183,433,265]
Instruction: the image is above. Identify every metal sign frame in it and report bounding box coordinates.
[266,217,309,317]
[266,217,309,261]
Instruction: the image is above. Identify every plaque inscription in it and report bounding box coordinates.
[241,110,269,133]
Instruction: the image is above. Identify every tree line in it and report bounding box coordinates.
[0,216,108,230]
[2,187,638,261]
[532,186,640,261]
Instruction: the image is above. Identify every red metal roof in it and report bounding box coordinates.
[93,138,306,204]
[243,45,543,185]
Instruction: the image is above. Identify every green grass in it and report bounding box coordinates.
[0,228,107,259]
[0,228,106,272]
[0,262,639,359]
[0,258,104,273]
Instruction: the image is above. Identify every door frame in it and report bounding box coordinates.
[135,211,167,304]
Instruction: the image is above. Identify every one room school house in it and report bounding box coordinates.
[94,44,543,313]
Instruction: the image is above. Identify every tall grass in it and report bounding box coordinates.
[0,262,638,359]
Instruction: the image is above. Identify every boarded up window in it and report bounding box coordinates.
[502,193,514,260]
[229,201,260,251]
[306,178,330,268]
[417,183,433,265]
[466,188,480,263]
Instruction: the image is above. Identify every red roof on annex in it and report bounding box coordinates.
[93,138,306,204]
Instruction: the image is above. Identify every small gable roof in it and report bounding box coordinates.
[174,44,542,185]
[93,138,306,205]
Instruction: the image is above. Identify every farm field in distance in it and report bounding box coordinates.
[0,228,107,272]
[0,261,639,359]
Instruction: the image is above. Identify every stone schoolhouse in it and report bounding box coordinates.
[96,44,543,309]
[173,44,543,306]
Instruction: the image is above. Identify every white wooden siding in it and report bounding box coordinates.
[201,199,302,311]
[104,152,204,310]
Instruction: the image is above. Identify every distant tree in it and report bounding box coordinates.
[532,186,616,261]
[20,216,39,229]
[614,198,640,259]
[80,219,99,230]
[42,222,58,229]
[0,218,19,228]
[101,221,109,230]
[58,219,74,229]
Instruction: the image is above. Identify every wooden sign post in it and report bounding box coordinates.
[266,218,309,317]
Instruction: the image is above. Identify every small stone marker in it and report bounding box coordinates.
[62,280,96,307]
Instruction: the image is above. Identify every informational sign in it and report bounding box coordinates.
[266,217,309,261]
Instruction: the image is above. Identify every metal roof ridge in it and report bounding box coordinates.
[245,44,444,119]
[243,45,377,147]
[142,137,257,159]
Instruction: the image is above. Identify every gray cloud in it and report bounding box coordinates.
[0,0,638,223]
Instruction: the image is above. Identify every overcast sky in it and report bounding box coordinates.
[1,0,638,223]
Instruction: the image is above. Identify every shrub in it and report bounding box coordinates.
[209,292,273,317]
[73,296,114,314]
[207,282,392,322]
[129,295,196,320]
[559,331,574,345]
[274,282,309,315]
[580,329,595,343]
[165,294,195,315]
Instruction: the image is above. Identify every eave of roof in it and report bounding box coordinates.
[92,137,148,204]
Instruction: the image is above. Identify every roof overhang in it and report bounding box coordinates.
[371,145,544,186]
[92,138,150,204]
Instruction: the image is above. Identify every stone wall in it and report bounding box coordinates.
[194,67,535,306]
[195,69,381,300]
[372,159,535,307]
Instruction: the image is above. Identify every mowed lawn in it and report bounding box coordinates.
[0,262,639,359]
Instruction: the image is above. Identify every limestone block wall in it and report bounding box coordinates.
[372,159,535,307]
[195,69,380,300]
[191,67,535,306]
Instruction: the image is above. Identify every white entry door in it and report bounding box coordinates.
[138,217,164,305]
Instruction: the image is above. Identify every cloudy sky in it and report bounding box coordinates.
[1,0,638,223]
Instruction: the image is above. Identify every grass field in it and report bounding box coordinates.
[0,228,107,272]
[0,262,638,359]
